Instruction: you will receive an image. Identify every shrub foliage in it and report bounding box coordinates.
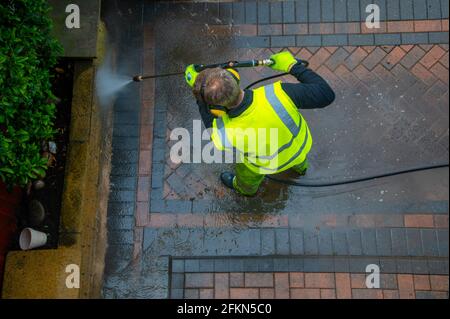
[0,0,63,187]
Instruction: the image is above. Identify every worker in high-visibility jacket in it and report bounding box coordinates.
[185,51,335,196]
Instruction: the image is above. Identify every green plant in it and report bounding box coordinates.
[0,0,63,187]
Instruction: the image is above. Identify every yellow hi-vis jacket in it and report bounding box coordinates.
[211,81,313,175]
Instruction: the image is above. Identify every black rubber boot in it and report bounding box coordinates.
[220,172,235,190]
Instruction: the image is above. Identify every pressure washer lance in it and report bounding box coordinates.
[132,59,275,82]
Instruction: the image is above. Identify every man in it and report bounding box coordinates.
[184,51,335,196]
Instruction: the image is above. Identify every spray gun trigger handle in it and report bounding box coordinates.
[193,64,204,72]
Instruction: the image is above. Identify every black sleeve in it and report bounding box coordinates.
[281,61,336,109]
[196,99,214,128]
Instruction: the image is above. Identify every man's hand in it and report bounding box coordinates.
[185,64,199,88]
[269,51,298,73]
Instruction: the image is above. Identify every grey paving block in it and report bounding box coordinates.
[171,288,184,299]
[258,258,274,272]
[261,228,276,255]
[349,34,375,45]
[205,2,220,24]
[289,228,304,255]
[322,34,348,46]
[184,259,200,272]
[296,35,322,46]
[258,1,270,23]
[232,2,246,24]
[274,257,290,271]
[379,258,397,273]
[318,230,333,255]
[243,258,259,271]
[112,137,139,150]
[296,0,308,22]
[332,230,349,255]
[111,150,139,164]
[391,228,408,256]
[114,111,139,125]
[401,32,429,44]
[110,176,137,191]
[334,0,347,21]
[194,259,212,272]
[150,199,165,213]
[396,258,412,273]
[427,0,442,19]
[387,0,401,20]
[275,228,290,255]
[228,258,244,272]
[376,229,392,256]
[219,2,232,24]
[165,200,192,214]
[442,0,449,18]
[171,273,184,289]
[349,257,380,272]
[271,35,296,47]
[429,32,450,44]
[270,1,283,23]
[361,229,378,256]
[410,259,429,274]
[108,230,134,245]
[308,0,321,22]
[421,229,440,257]
[214,259,230,272]
[347,0,361,21]
[321,0,334,22]
[283,1,296,23]
[304,229,319,255]
[172,259,185,273]
[109,190,135,202]
[427,259,449,275]
[334,257,350,272]
[107,215,134,230]
[245,2,257,23]
[361,0,387,21]
[248,229,262,256]
[347,229,363,256]
[107,202,135,217]
[113,125,139,138]
[234,36,270,48]
[375,33,402,45]
[406,228,424,256]
[304,257,335,272]
[400,0,414,19]
[413,0,428,19]
[437,229,449,257]
[288,258,304,271]
[416,291,449,299]
[104,244,134,274]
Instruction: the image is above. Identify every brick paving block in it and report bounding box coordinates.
[245,273,274,288]
[335,22,361,33]
[258,24,283,36]
[230,273,244,288]
[383,289,400,299]
[404,214,435,228]
[283,1,296,23]
[350,273,366,288]
[296,0,308,22]
[334,0,347,21]
[325,47,349,70]
[322,34,348,46]
[400,0,414,19]
[411,61,438,85]
[290,272,305,288]
[214,273,229,299]
[349,34,375,46]
[434,228,449,258]
[245,2,257,24]
[274,273,290,298]
[429,275,449,291]
[398,274,415,298]
[347,0,361,21]
[271,35,296,47]
[230,288,259,299]
[416,20,443,33]
[290,288,321,299]
[308,0,321,23]
[321,289,337,299]
[258,1,269,24]
[284,23,309,35]
[401,32,429,44]
[416,290,449,299]
[413,274,431,290]
[430,61,449,83]
[305,273,335,288]
[289,228,304,255]
[420,229,439,257]
[352,288,383,299]
[199,288,214,299]
[388,20,415,33]
[275,228,290,254]
[381,46,407,69]
[321,0,334,22]
[401,45,427,67]
[185,273,214,288]
[347,229,363,256]
[375,33,402,45]
[406,228,424,256]
[260,288,275,299]
[335,273,352,299]
[344,47,369,69]
[362,47,387,69]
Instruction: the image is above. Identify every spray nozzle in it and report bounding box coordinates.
[133,75,143,82]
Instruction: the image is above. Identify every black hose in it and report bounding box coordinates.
[266,164,450,187]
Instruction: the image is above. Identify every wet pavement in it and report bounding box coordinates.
[102,0,449,299]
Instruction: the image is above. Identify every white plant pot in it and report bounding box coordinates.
[19,228,48,250]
